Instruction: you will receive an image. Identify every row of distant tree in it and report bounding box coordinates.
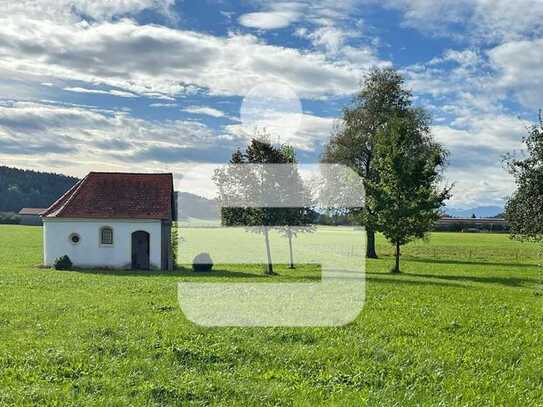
[0,166,78,213]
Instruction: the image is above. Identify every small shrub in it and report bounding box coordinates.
[54,255,73,270]
[192,253,213,272]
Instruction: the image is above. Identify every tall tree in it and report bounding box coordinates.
[369,116,450,273]
[322,67,426,258]
[505,112,543,241]
[213,138,292,275]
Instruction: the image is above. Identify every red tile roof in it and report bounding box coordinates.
[42,172,174,220]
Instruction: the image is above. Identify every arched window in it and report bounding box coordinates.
[100,227,113,245]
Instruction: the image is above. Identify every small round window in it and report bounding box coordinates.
[69,233,81,245]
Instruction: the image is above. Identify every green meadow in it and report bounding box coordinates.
[0,225,542,406]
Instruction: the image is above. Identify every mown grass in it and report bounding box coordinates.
[0,225,542,406]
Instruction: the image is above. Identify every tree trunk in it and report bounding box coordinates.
[366,228,378,259]
[392,242,401,274]
[263,226,274,275]
[288,231,294,269]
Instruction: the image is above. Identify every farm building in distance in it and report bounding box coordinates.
[18,208,47,226]
[435,217,508,233]
[41,172,176,271]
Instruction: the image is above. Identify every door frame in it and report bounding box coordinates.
[131,230,150,270]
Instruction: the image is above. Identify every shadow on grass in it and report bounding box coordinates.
[67,267,265,278]
[402,272,537,288]
[365,273,469,289]
[57,261,537,289]
[366,267,538,288]
[66,266,322,281]
[400,256,540,269]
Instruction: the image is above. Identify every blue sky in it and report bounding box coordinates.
[1,0,542,208]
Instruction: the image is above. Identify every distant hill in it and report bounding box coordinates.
[445,206,504,218]
[0,166,78,212]
[175,191,219,220]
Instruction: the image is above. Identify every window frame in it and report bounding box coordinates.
[69,233,81,245]
[99,226,114,246]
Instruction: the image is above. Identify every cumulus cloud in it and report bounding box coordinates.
[0,100,338,198]
[243,0,543,45]
[0,101,243,164]
[226,112,336,151]
[0,15,382,100]
[488,38,543,108]
[445,165,514,208]
[3,0,176,23]
[406,39,543,115]
[433,114,528,152]
[3,0,538,208]
[377,0,543,43]
[304,26,349,54]
[430,113,530,207]
[429,49,481,67]
[0,99,335,162]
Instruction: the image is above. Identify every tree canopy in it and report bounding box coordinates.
[322,67,428,258]
[505,113,543,241]
[369,116,450,273]
[0,166,78,212]
[213,138,314,274]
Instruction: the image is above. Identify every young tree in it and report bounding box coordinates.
[505,112,543,241]
[369,117,451,273]
[277,145,316,269]
[213,138,293,275]
[322,67,427,259]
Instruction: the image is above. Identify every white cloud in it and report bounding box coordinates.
[0,17,382,100]
[3,0,176,23]
[150,103,177,108]
[406,39,543,113]
[488,37,543,108]
[226,112,336,151]
[0,101,244,165]
[430,113,530,207]
[0,101,333,198]
[430,49,481,67]
[239,10,302,30]
[377,0,543,43]
[397,41,540,207]
[183,106,225,118]
[64,87,138,98]
[445,166,514,208]
[433,114,528,152]
[296,25,357,55]
[3,0,537,209]
[239,1,359,30]
[308,26,348,53]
